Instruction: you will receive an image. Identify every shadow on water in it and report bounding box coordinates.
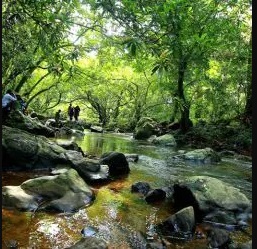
[2,130,252,248]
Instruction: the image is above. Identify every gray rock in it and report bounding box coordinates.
[134,117,158,140]
[5,110,55,137]
[173,176,251,221]
[207,228,231,248]
[157,206,195,238]
[183,147,221,162]
[2,169,95,212]
[2,126,66,169]
[2,126,109,182]
[145,189,166,203]
[151,134,177,147]
[131,182,151,195]
[100,151,130,176]
[2,185,39,211]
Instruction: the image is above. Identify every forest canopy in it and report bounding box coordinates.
[2,0,252,131]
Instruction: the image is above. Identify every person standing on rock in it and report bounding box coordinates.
[55,109,62,127]
[68,103,74,121]
[74,105,81,122]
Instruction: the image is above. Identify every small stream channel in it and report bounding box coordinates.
[2,130,252,248]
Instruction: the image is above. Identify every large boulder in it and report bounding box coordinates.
[173,147,221,163]
[100,152,130,176]
[5,110,55,137]
[134,117,158,140]
[2,169,95,212]
[134,126,154,140]
[183,148,221,162]
[2,125,66,169]
[173,176,251,222]
[151,134,177,147]
[2,126,109,182]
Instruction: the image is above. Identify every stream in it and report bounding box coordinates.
[2,130,252,248]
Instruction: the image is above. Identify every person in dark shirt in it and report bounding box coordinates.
[74,105,81,121]
[68,103,74,121]
[55,109,62,127]
[15,94,27,114]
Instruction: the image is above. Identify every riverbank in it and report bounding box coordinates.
[174,122,252,158]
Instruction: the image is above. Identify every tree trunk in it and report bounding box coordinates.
[170,97,178,122]
[180,103,191,132]
[243,32,252,125]
[177,59,191,132]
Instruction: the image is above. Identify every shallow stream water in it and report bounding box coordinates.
[2,130,252,248]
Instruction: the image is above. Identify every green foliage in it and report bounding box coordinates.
[91,0,251,129]
[2,0,252,131]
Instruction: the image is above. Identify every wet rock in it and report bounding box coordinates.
[100,151,130,176]
[125,153,139,162]
[57,141,85,156]
[55,127,73,136]
[183,147,221,162]
[207,228,231,248]
[2,169,95,212]
[145,189,166,203]
[2,126,109,182]
[147,240,167,249]
[157,206,195,238]
[173,176,251,221]
[219,150,236,157]
[45,118,58,128]
[151,134,177,147]
[64,151,109,182]
[134,117,159,140]
[5,110,55,137]
[71,129,85,137]
[131,182,151,195]
[2,185,39,211]
[90,125,103,133]
[2,126,66,169]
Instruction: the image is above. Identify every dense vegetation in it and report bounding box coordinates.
[2,0,252,153]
